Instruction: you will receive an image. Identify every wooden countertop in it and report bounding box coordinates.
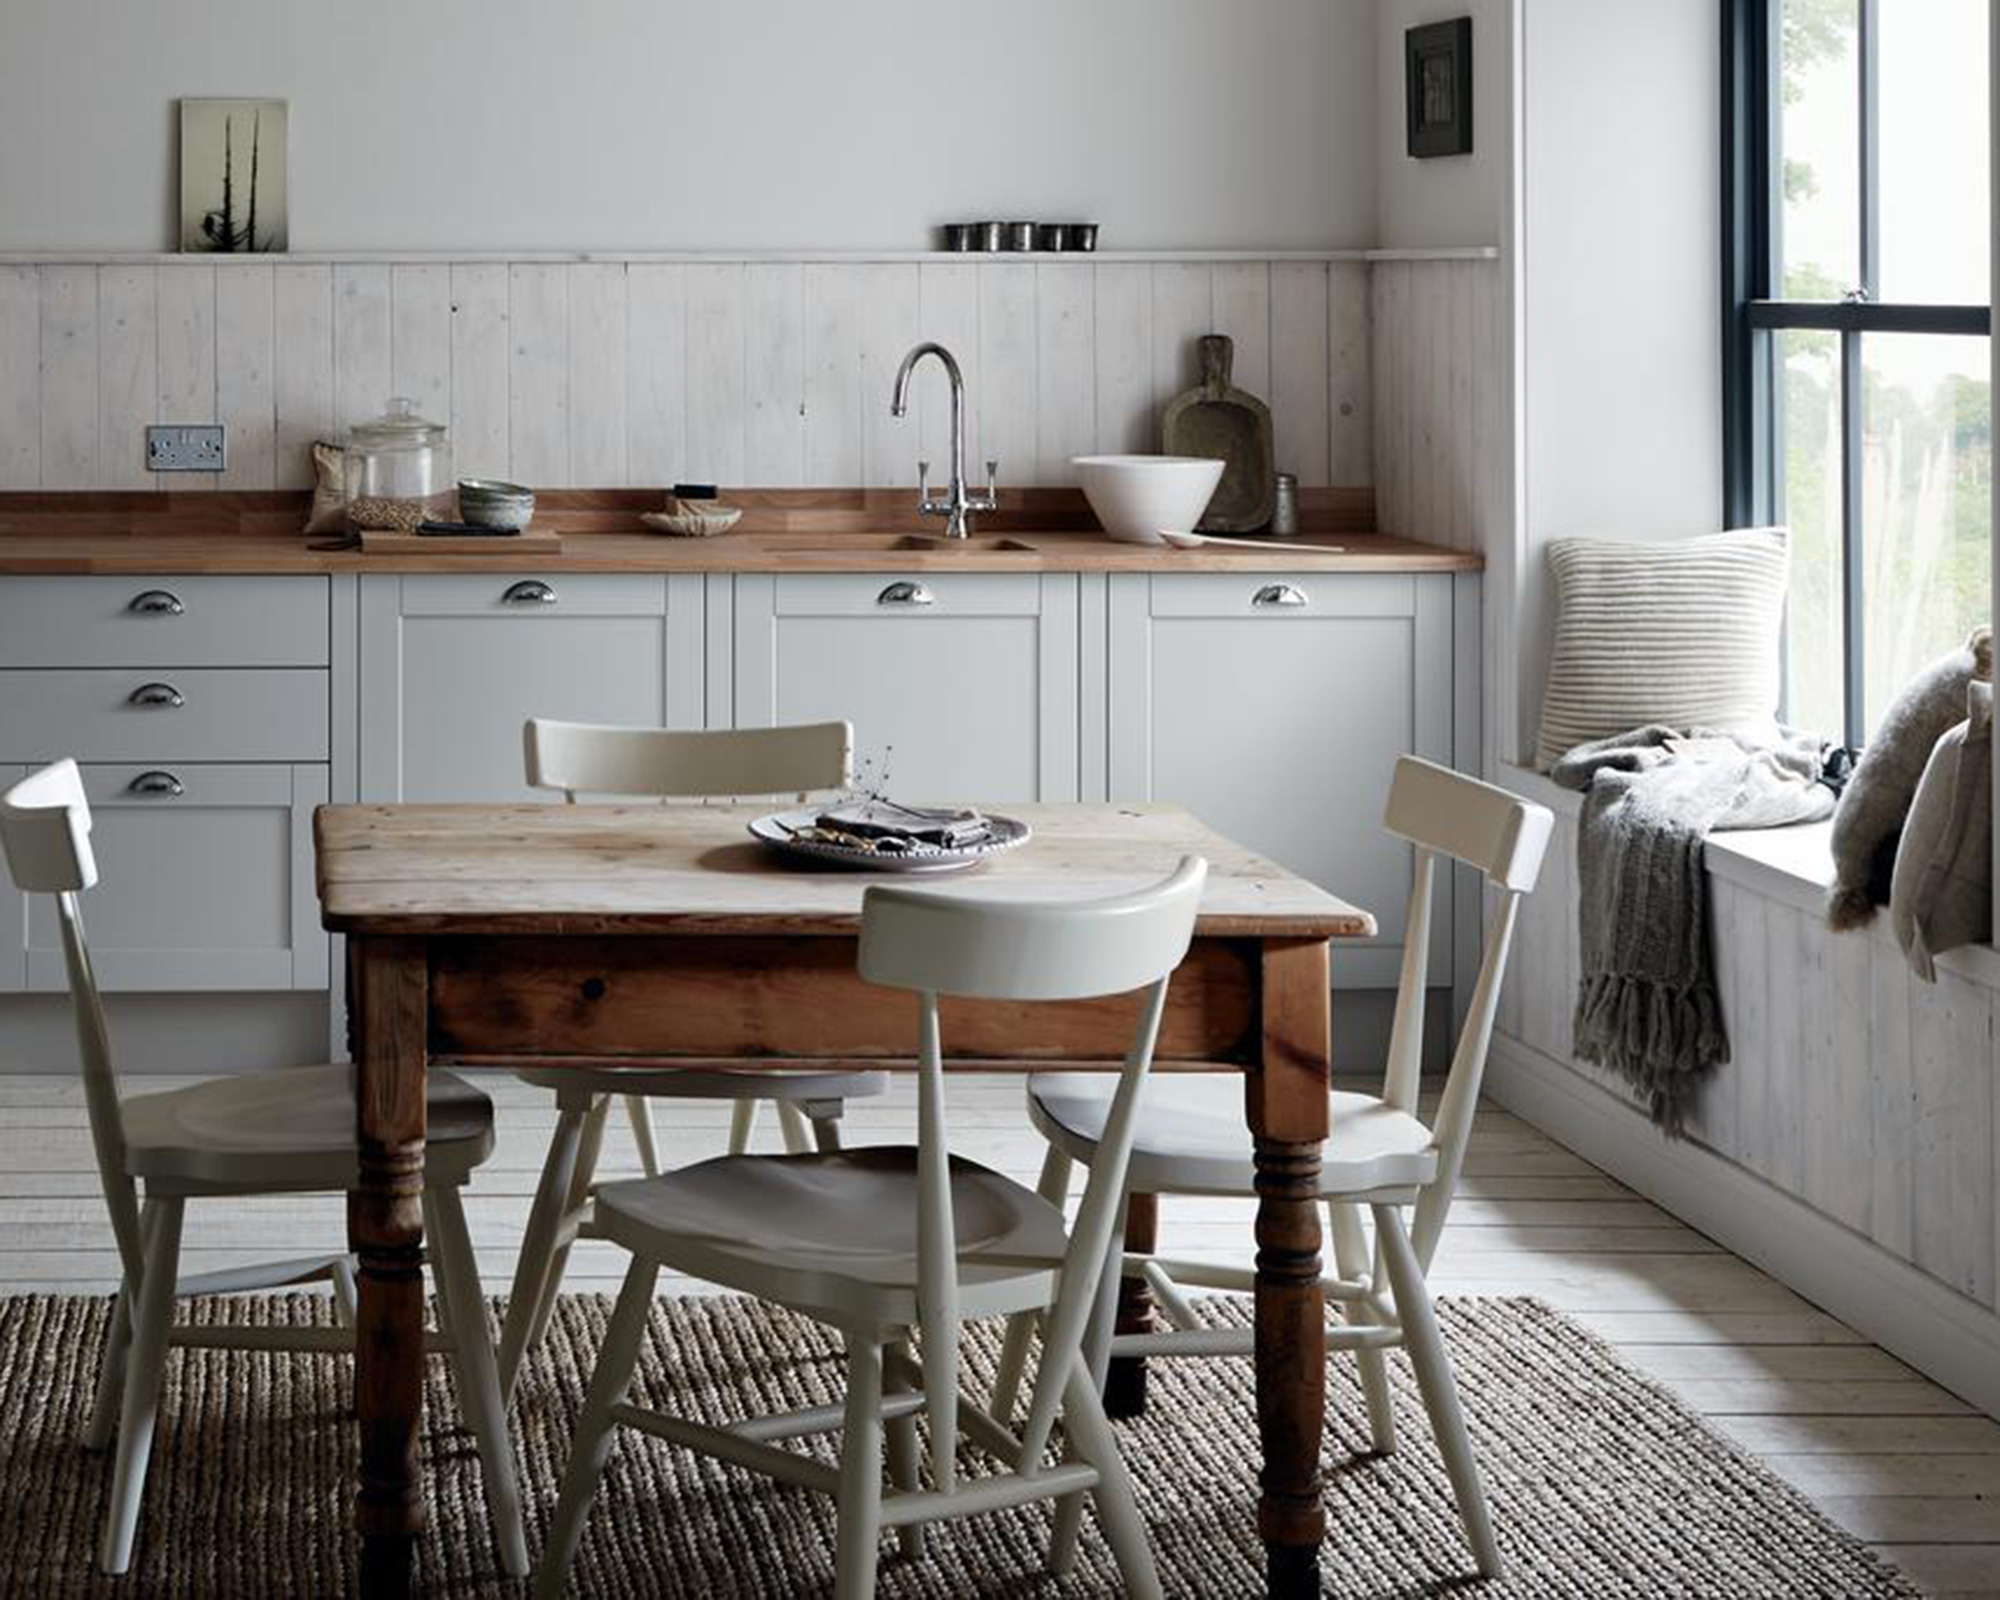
[0,488,1482,575]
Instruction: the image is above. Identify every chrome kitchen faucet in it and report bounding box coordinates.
[888,341,997,539]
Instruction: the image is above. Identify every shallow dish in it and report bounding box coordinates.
[642,502,744,537]
[748,808,1030,873]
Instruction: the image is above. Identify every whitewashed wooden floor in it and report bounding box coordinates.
[1,1071,1994,1598]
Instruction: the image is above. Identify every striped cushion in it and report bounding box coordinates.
[1535,528,1789,771]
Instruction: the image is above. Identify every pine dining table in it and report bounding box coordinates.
[314,798,1375,1596]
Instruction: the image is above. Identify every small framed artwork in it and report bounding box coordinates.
[1406,19,1473,159]
[179,98,288,252]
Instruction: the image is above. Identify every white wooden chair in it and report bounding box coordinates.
[533,857,1208,1599]
[0,760,528,1578]
[992,757,1552,1581]
[495,717,889,1401]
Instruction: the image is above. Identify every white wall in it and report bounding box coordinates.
[1376,0,1509,249]
[0,0,1380,253]
[1515,0,1723,762]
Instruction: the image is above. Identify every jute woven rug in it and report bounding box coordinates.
[0,1292,1917,1598]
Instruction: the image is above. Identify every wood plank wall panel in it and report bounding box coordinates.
[1369,258,1502,555]
[215,263,275,490]
[271,264,331,491]
[0,267,38,489]
[1501,810,2000,1313]
[0,258,1388,497]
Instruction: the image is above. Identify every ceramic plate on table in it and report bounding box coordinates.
[747,808,1031,874]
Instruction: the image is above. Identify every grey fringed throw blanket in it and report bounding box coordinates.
[1550,728,1834,1134]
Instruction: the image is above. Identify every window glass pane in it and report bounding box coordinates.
[1879,0,1990,304]
[1778,327,1848,739]
[1861,333,1992,734]
[1779,0,1860,299]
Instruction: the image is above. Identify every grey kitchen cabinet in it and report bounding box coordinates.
[358,574,706,801]
[730,572,1080,802]
[0,765,20,992]
[0,575,337,997]
[1107,571,1461,989]
[15,763,329,993]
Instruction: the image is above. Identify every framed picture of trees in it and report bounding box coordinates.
[179,99,287,253]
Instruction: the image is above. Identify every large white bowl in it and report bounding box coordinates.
[1073,454,1225,545]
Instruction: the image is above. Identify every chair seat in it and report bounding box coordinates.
[594,1148,1071,1325]
[119,1065,495,1193]
[511,1063,889,1104]
[1028,1075,1440,1197]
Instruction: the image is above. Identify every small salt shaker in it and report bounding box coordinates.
[1270,472,1300,536]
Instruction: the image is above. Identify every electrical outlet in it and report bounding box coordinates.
[145,424,227,473]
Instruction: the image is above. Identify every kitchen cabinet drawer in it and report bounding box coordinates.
[358,574,704,801]
[8,763,328,993]
[0,576,329,668]
[1109,571,1454,988]
[0,669,328,763]
[733,572,1078,802]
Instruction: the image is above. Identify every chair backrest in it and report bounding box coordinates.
[0,761,145,1282]
[858,856,1207,1484]
[524,718,852,802]
[1377,756,1553,1268]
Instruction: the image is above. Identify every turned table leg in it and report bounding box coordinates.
[349,937,429,1595]
[1249,938,1331,1598]
[1104,1192,1159,1418]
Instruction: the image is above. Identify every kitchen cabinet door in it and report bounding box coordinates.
[1108,571,1456,988]
[731,573,1079,802]
[0,765,22,991]
[358,574,705,801]
[22,763,328,993]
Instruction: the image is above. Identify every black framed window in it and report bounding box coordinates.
[1724,0,1991,747]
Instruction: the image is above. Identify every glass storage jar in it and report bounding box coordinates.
[343,398,451,531]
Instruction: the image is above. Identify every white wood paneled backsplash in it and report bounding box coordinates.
[1370,258,1508,559]
[0,256,1421,498]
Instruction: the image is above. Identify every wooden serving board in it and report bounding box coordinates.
[357,527,565,555]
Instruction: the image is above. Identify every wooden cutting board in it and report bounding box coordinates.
[1161,334,1276,533]
[356,527,565,555]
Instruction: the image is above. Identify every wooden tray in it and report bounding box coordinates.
[357,527,565,555]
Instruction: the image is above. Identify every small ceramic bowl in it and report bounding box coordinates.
[456,479,536,530]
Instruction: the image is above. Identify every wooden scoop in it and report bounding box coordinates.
[1157,529,1346,553]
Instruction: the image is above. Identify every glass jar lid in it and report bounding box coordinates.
[348,396,445,449]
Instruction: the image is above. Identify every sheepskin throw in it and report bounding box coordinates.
[1535,528,1790,772]
[1828,626,1992,930]
[1552,727,1833,1134]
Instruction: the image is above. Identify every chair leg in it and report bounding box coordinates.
[1374,1202,1501,1580]
[87,1202,154,1453]
[622,1095,662,1179]
[807,1103,845,1153]
[527,1096,612,1354]
[100,1195,183,1575]
[1050,1187,1128,1572]
[427,1188,531,1578]
[1059,1358,1162,1600]
[991,1145,1071,1425]
[328,1253,360,1330]
[728,1098,759,1155]
[497,1103,590,1405]
[1330,1199,1397,1455]
[883,1337,926,1561]
[834,1334,886,1600]
[534,1255,661,1600]
[776,1098,812,1155]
